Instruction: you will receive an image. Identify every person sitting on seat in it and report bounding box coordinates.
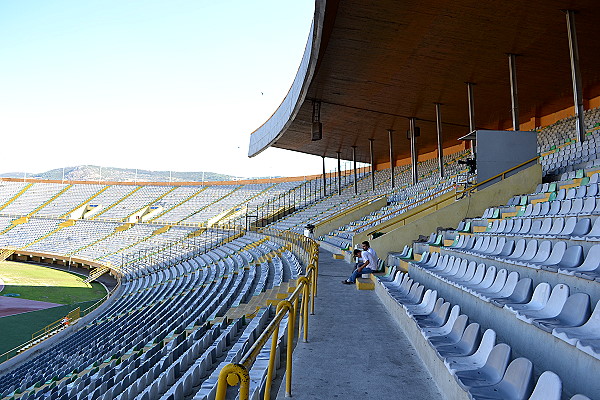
[352,248,362,269]
[343,241,378,284]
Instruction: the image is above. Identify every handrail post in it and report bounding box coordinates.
[296,276,309,341]
[307,264,316,315]
[285,303,295,397]
[303,280,310,342]
[263,325,280,399]
[264,300,295,398]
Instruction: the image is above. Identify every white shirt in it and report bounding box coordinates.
[361,247,378,270]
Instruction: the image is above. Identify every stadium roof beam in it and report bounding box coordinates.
[409,117,418,185]
[336,151,342,195]
[368,138,376,191]
[352,145,358,194]
[565,9,586,142]
[508,54,520,131]
[321,155,326,197]
[435,103,444,179]
[387,129,395,189]
[248,0,600,165]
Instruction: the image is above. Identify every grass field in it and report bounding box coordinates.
[0,261,107,355]
[0,261,106,304]
[0,300,99,355]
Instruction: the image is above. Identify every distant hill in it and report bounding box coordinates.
[0,166,265,182]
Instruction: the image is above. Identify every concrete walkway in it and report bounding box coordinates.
[278,248,442,399]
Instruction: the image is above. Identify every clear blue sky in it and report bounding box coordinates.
[0,0,354,178]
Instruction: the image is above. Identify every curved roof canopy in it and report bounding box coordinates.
[249,0,600,165]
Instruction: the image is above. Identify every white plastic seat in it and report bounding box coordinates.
[478,237,498,255]
[562,217,590,239]
[422,306,462,338]
[490,278,533,308]
[405,289,438,315]
[525,219,544,237]
[505,283,551,314]
[578,198,596,216]
[564,244,600,278]
[501,239,526,262]
[583,217,600,241]
[485,237,505,255]
[453,261,478,286]
[445,329,496,374]
[543,217,565,237]
[501,219,515,234]
[432,257,459,278]
[586,183,598,197]
[539,244,582,272]
[435,323,481,359]
[466,266,498,294]
[415,301,451,328]
[468,237,489,254]
[519,240,552,268]
[569,395,592,400]
[496,240,517,258]
[568,198,584,215]
[431,255,452,272]
[391,282,424,305]
[526,204,539,219]
[539,201,551,216]
[517,219,533,235]
[529,371,562,400]
[508,240,538,265]
[421,252,439,268]
[428,314,469,345]
[468,357,533,400]
[410,296,445,318]
[553,300,600,345]
[471,268,508,297]
[454,343,511,390]
[566,187,577,199]
[459,263,486,289]
[532,293,591,333]
[516,284,570,324]
[508,218,523,234]
[478,271,519,302]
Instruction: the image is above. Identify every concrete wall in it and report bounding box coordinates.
[314,196,387,238]
[370,163,541,257]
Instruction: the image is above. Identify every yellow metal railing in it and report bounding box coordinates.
[215,231,319,400]
[455,155,540,198]
[31,307,81,340]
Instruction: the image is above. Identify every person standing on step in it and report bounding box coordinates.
[342,241,378,284]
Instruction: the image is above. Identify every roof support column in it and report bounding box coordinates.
[369,139,376,192]
[435,103,445,178]
[409,118,418,185]
[508,54,520,131]
[565,10,586,142]
[352,146,358,194]
[336,151,342,195]
[466,82,477,156]
[321,155,326,197]
[388,129,395,189]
